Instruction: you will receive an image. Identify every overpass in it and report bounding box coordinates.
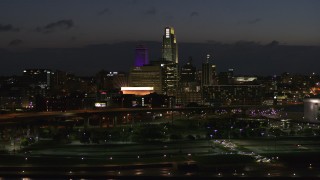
[0,107,211,122]
[0,105,306,125]
[0,105,279,121]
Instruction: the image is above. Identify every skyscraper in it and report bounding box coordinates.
[162,27,178,63]
[178,57,202,106]
[161,27,179,97]
[201,54,216,87]
[180,57,196,83]
[201,54,217,105]
[134,44,149,67]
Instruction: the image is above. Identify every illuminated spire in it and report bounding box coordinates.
[206,54,210,63]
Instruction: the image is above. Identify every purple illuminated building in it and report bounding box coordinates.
[135,44,149,67]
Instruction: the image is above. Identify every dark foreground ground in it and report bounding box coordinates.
[1,137,320,179]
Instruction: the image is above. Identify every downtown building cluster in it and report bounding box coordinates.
[1,27,320,112]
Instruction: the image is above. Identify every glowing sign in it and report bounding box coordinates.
[235,77,257,82]
[95,102,106,107]
[121,87,154,95]
[121,87,154,91]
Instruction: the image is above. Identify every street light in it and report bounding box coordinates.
[239,129,243,137]
[229,126,233,141]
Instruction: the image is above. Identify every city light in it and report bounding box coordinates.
[0,11,319,179]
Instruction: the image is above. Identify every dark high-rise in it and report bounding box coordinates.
[201,54,216,87]
[178,57,202,106]
[161,27,179,97]
[180,57,196,83]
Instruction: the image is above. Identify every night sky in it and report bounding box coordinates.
[1,0,320,76]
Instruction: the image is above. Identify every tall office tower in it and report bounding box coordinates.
[212,62,217,84]
[201,54,217,105]
[161,27,179,96]
[201,54,216,87]
[178,57,202,106]
[180,57,196,83]
[162,27,178,63]
[134,44,149,67]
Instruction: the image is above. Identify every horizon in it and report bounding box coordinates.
[1,40,320,77]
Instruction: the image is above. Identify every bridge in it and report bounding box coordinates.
[0,105,278,121]
[0,104,307,126]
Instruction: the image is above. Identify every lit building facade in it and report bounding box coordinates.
[303,97,320,123]
[161,27,179,97]
[134,44,149,67]
[162,27,178,63]
[121,87,154,96]
[128,65,162,94]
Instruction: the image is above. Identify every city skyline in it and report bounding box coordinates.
[1,40,320,77]
[1,0,320,76]
[2,1,320,178]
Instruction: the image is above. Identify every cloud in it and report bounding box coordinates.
[98,8,110,15]
[206,40,224,45]
[266,40,280,47]
[144,7,156,15]
[8,39,23,46]
[248,18,262,24]
[36,19,74,33]
[234,40,261,47]
[0,24,20,32]
[190,11,199,17]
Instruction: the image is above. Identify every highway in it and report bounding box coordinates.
[0,107,208,121]
[0,104,289,121]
